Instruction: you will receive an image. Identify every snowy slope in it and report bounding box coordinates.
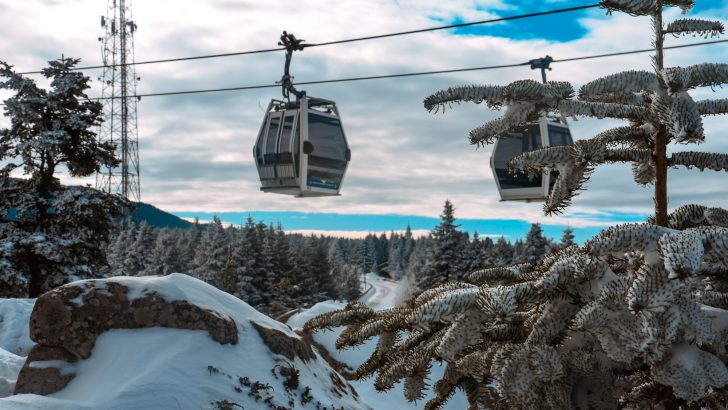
[288,273,468,410]
[0,274,369,410]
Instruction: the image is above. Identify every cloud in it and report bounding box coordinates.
[1,0,727,230]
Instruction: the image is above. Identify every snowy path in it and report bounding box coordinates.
[358,273,403,310]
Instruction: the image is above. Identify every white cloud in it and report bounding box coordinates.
[1,0,727,226]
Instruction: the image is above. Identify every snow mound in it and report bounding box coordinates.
[1,273,369,410]
[0,348,24,398]
[0,299,34,356]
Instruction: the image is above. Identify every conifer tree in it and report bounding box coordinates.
[387,232,405,279]
[0,57,121,296]
[129,221,156,275]
[328,239,363,301]
[142,228,184,276]
[492,235,514,265]
[418,200,467,288]
[191,216,228,284]
[401,224,416,271]
[106,220,137,276]
[522,222,548,265]
[560,226,576,248]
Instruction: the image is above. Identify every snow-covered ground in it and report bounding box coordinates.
[0,274,369,410]
[0,273,467,409]
[0,299,35,357]
[288,273,468,410]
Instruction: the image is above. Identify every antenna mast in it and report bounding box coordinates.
[96,0,141,204]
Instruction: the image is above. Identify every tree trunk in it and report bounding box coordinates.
[26,252,43,298]
[653,6,669,227]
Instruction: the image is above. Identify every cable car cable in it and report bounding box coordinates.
[84,38,728,101]
[16,3,600,75]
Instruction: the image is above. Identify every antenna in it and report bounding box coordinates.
[96,0,141,205]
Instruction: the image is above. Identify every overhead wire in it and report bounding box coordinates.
[88,38,728,101]
[15,3,600,75]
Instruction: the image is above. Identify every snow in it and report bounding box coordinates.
[0,298,34,356]
[288,273,469,410]
[0,348,24,398]
[0,273,469,409]
[0,273,369,410]
[358,273,402,310]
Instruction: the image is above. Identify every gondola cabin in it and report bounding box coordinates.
[254,95,351,197]
[489,115,573,201]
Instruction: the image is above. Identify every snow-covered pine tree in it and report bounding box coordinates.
[521,222,549,265]
[560,226,576,248]
[141,228,178,276]
[129,221,156,275]
[417,199,468,289]
[229,223,263,305]
[106,219,137,276]
[306,2,728,408]
[401,224,416,272]
[404,235,430,282]
[176,218,202,273]
[386,232,404,278]
[328,239,363,301]
[466,231,494,271]
[491,235,514,265]
[354,236,376,273]
[191,216,229,284]
[0,58,121,296]
[511,238,525,263]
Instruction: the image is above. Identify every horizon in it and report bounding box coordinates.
[171,207,649,244]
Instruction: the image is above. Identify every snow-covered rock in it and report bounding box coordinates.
[0,273,368,409]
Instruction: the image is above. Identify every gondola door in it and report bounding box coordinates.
[298,98,350,197]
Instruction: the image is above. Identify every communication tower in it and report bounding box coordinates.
[96,0,141,203]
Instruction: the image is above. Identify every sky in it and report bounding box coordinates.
[1,0,727,243]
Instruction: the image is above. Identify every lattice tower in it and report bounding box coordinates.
[96,0,140,203]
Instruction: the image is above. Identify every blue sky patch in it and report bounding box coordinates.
[172,210,650,244]
[436,1,603,42]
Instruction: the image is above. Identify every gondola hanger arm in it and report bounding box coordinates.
[278,31,306,100]
[529,55,553,84]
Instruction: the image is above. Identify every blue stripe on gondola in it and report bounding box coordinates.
[307,178,340,190]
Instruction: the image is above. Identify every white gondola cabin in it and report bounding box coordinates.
[254,95,351,197]
[489,115,573,201]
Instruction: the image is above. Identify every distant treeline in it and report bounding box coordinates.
[107,201,575,316]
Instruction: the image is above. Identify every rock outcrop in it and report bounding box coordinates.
[14,277,238,395]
